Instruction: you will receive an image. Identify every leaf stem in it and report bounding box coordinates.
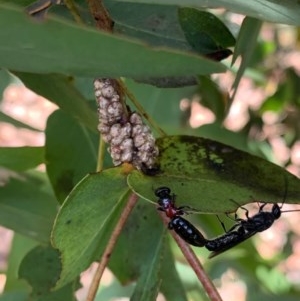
[96,135,105,172]
[159,213,223,301]
[85,192,138,301]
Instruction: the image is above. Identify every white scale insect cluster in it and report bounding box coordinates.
[94,78,159,170]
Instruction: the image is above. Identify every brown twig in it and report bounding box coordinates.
[86,192,138,301]
[87,1,160,297]
[85,0,114,31]
[87,2,161,139]
[159,213,223,301]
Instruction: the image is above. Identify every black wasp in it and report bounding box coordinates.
[206,201,298,258]
[155,187,207,247]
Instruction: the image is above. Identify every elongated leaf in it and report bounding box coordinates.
[0,3,225,77]
[115,0,300,26]
[197,76,228,121]
[128,135,300,213]
[51,168,130,288]
[0,69,14,97]
[106,2,193,52]
[130,229,164,301]
[0,171,57,242]
[108,198,188,300]
[106,1,198,87]
[231,17,262,100]
[108,201,163,280]
[108,196,187,300]
[178,8,235,53]
[0,111,41,131]
[95,280,135,300]
[45,110,98,203]
[160,246,188,301]
[0,147,45,171]
[14,72,98,131]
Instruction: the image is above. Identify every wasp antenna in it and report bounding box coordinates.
[280,209,300,214]
[281,174,289,208]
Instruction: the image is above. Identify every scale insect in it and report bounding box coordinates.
[155,186,207,247]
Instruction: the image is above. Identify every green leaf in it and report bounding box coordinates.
[73,76,97,101]
[45,110,98,203]
[106,2,193,52]
[0,292,29,301]
[160,247,188,301]
[231,17,262,101]
[0,147,45,171]
[2,0,33,7]
[0,3,225,77]
[0,69,14,97]
[260,68,300,113]
[0,171,57,242]
[106,2,217,87]
[19,246,61,292]
[109,201,163,280]
[14,72,98,131]
[95,280,134,300]
[260,89,287,113]
[197,76,227,121]
[178,8,235,53]
[133,76,198,88]
[0,111,41,131]
[256,266,291,294]
[130,230,164,301]
[4,234,37,292]
[128,135,300,213]
[51,169,129,288]
[192,123,275,163]
[125,78,196,129]
[108,200,187,300]
[193,123,248,150]
[19,245,79,301]
[115,0,300,26]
